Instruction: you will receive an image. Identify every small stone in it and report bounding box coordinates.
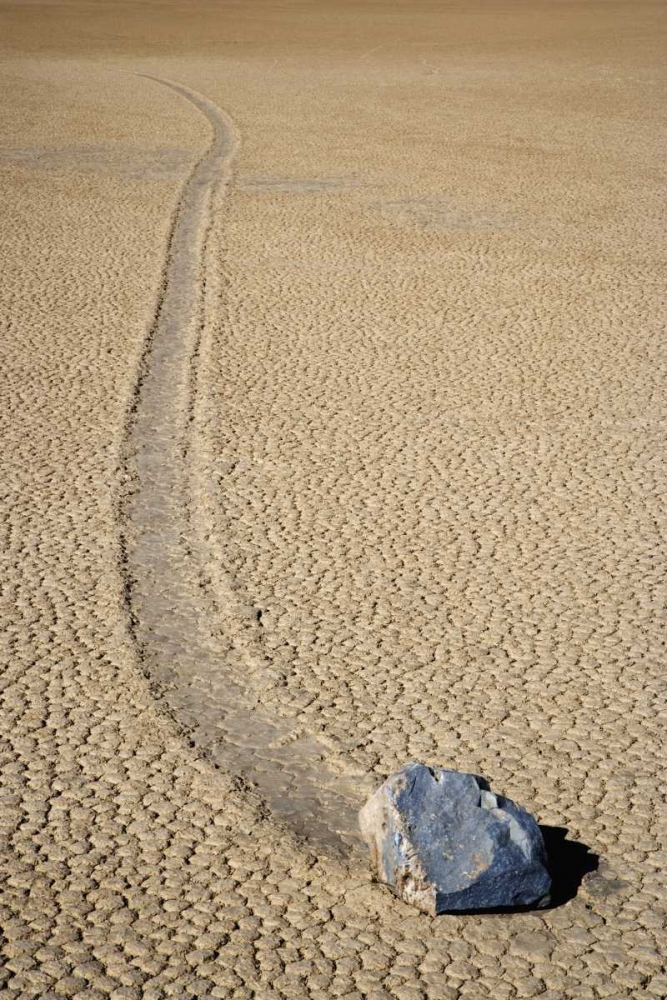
[359,763,551,915]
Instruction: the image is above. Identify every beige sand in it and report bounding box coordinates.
[1,2,666,997]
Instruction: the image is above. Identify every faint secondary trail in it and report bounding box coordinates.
[120,76,370,858]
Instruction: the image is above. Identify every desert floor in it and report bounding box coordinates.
[1,1,666,997]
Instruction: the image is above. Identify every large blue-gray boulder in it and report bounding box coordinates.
[359,763,551,914]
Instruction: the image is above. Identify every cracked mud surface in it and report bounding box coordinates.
[1,2,666,998]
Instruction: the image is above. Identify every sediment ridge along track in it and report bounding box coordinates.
[120,76,371,859]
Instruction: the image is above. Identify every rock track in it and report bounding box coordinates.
[120,76,371,860]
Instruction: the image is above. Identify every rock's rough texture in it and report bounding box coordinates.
[359,763,552,914]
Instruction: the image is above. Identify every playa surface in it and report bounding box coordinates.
[1,2,666,997]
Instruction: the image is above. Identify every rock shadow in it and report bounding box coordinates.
[540,825,599,908]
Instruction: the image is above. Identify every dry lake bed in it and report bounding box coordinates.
[1,2,665,997]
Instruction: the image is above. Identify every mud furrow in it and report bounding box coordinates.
[120,76,369,859]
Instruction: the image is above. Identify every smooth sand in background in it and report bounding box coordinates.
[1,2,666,997]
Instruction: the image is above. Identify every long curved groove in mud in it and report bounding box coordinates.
[120,76,369,859]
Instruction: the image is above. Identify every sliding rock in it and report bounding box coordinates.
[359,763,551,914]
